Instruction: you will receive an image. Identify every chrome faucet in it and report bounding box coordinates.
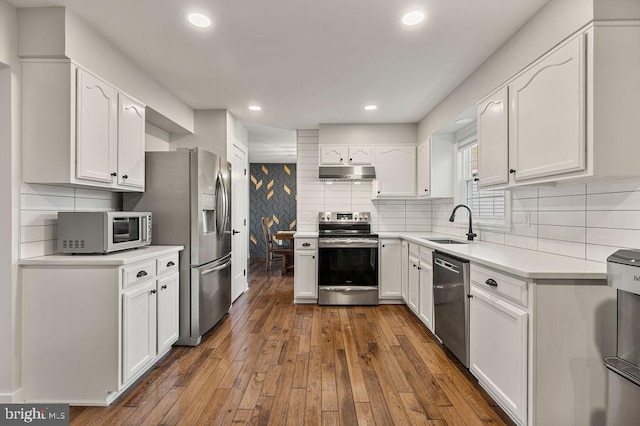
[449,204,477,241]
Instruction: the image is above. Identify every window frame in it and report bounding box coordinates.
[454,126,511,232]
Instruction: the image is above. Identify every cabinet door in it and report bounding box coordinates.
[157,272,179,354]
[122,280,157,384]
[374,146,416,197]
[407,255,419,314]
[509,35,586,182]
[76,68,118,184]
[294,250,317,299]
[418,264,434,332]
[416,140,430,197]
[117,94,146,189]
[478,87,509,187]
[401,241,409,302]
[379,239,402,299]
[470,287,527,424]
[348,146,373,165]
[319,146,347,165]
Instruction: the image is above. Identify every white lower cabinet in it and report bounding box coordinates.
[123,279,157,384]
[21,247,181,405]
[379,239,402,300]
[407,252,419,314]
[400,241,409,302]
[470,286,528,425]
[294,238,318,302]
[417,255,433,332]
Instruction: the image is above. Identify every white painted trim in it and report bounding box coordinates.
[0,387,24,403]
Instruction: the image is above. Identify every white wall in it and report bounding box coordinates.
[296,130,432,232]
[17,7,194,133]
[145,124,171,152]
[0,0,21,402]
[170,110,228,159]
[417,0,593,140]
[319,123,417,146]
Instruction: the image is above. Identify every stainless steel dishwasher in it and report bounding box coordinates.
[433,251,470,368]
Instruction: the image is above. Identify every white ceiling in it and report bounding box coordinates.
[9,0,549,132]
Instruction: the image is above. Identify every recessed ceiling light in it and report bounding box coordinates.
[455,118,474,125]
[364,105,378,111]
[402,11,425,26]
[248,105,262,111]
[187,12,211,28]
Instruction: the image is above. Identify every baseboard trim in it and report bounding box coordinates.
[0,387,24,403]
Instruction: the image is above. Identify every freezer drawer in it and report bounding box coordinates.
[605,358,640,426]
[190,255,231,343]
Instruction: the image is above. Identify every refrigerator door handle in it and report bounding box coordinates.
[215,171,229,236]
[201,258,232,276]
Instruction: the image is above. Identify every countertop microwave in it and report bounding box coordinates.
[57,211,152,254]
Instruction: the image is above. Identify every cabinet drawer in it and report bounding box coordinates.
[409,243,419,258]
[157,252,179,276]
[420,247,433,267]
[295,238,317,250]
[123,260,156,289]
[470,264,528,307]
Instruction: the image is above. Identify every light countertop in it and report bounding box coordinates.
[19,245,184,266]
[380,232,606,280]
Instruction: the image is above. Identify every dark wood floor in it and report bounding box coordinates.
[70,259,512,425]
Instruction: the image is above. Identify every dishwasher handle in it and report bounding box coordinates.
[434,258,460,274]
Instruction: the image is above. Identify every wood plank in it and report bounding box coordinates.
[67,259,513,426]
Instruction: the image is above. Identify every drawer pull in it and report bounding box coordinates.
[167,261,175,267]
[485,278,498,287]
[136,270,148,278]
[303,243,310,247]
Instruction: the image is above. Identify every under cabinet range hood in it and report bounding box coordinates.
[318,166,376,182]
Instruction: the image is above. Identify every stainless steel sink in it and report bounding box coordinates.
[424,238,468,244]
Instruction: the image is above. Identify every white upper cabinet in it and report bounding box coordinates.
[476,23,640,188]
[509,35,585,182]
[22,60,146,192]
[319,146,347,165]
[417,135,454,198]
[373,145,416,198]
[117,94,146,189]
[319,145,373,165]
[477,86,509,188]
[416,140,430,197]
[76,69,118,184]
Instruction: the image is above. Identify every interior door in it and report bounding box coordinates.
[231,142,249,302]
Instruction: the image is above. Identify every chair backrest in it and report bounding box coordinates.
[261,217,273,250]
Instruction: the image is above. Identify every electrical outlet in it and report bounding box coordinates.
[513,211,530,226]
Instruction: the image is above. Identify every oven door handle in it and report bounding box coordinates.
[320,286,379,292]
[318,239,379,248]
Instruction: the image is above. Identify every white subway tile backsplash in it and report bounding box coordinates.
[538,225,585,243]
[538,182,585,198]
[481,231,506,245]
[512,198,537,211]
[20,184,120,259]
[538,238,585,259]
[20,225,56,243]
[511,187,538,199]
[538,195,585,211]
[538,211,585,227]
[586,227,640,250]
[587,191,640,211]
[586,210,640,230]
[505,234,538,251]
[586,244,625,263]
[587,177,640,194]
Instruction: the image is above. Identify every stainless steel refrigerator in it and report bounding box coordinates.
[124,147,232,346]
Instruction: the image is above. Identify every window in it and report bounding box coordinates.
[456,130,510,229]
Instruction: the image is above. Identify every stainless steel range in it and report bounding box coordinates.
[317,211,379,305]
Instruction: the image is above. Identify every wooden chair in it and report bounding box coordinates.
[261,217,294,273]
